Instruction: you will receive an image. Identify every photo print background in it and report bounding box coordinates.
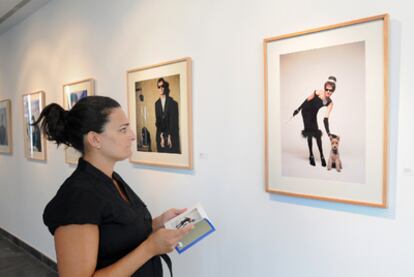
[280,41,366,184]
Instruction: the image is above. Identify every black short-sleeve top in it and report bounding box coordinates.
[43,158,162,277]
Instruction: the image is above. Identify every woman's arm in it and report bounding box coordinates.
[54,224,99,277]
[55,223,191,277]
[307,90,319,101]
[325,102,333,118]
[323,102,334,135]
[293,91,317,116]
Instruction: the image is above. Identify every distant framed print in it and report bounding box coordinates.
[22,91,47,161]
[0,99,12,154]
[63,78,94,164]
[127,58,193,169]
[264,14,389,207]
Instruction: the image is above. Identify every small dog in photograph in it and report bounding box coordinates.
[327,134,342,172]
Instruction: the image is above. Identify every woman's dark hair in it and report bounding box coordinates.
[324,76,337,92]
[157,78,170,96]
[32,96,120,154]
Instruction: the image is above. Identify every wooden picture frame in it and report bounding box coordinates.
[127,58,193,169]
[0,99,12,154]
[62,78,95,164]
[264,14,389,207]
[22,91,47,161]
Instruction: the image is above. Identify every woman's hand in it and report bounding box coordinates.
[161,208,187,223]
[160,133,165,148]
[293,109,299,117]
[144,225,193,256]
[152,208,187,231]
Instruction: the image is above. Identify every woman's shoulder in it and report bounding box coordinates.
[306,90,319,100]
[43,174,107,234]
[50,175,99,206]
[49,170,108,209]
[314,89,325,96]
[59,170,99,193]
[166,96,177,103]
[326,97,333,105]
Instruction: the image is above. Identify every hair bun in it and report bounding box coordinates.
[33,103,69,147]
[327,76,337,83]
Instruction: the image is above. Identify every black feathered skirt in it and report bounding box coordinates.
[301,129,322,138]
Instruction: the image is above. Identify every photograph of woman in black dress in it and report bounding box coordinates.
[279,41,367,184]
[293,76,336,167]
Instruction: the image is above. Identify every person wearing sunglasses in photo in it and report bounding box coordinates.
[154,78,180,154]
[292,76,337,167]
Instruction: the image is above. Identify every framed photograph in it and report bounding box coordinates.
[127,58,192,169]
[0,99,12,154]
[22,91,47,161]
[264,14,389,207]
[63,78,94,164]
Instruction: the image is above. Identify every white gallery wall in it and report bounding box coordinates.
[0,0,413,276]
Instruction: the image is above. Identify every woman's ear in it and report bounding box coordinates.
[86,131,102,149]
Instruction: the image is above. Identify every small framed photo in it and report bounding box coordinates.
[0,99,13,154]
[127,58,193,169]
[22,91,47,161]
[63,78,95,164]
[264,14,389,207]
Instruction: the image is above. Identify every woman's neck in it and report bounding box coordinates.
[83,153,115,178]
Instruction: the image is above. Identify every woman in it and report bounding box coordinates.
[34,96,191,276]
[292,76,336,166]
[155,78,180,154]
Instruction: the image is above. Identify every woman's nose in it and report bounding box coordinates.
[130,130,136,141]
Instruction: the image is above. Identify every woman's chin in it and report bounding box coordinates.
[125,149,133,158]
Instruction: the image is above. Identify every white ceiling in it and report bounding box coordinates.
[0,0,51,36]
